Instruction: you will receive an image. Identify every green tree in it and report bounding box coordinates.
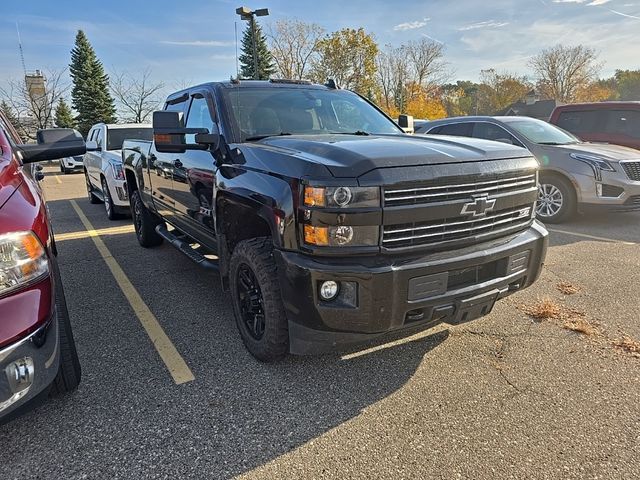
[477,69,532,115]
[239,20,276,80]
[0,100,20,131]
[312,28,378,94]
[69,30,116,136]
[54,98,75,128]
[614,70,640,100]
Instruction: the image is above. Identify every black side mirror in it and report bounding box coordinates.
[153,111,220,153]
[18,128,86,163]
[398,114,415,134]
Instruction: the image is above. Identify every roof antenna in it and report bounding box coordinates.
[16,22,27,77]
[234,21,240,83]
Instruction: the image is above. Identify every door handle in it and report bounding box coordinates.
[173,159,183,168]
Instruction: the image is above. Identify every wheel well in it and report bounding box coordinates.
[125,169,138,196]
[219,199,272,253]
[539,170,579,202]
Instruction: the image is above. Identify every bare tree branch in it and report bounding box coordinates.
[0,68,70,140]
[268,20,325,80]
[110,68,165,123]
[529,45,602,102]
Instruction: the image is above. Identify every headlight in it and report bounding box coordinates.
[304,186,379,208]
[570,153,615,181]
[0,231,49,296]
[111,162,125,180]
[304,225,379,246]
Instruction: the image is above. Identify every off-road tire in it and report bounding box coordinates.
[131,190,163,248]
[230,237,289,362]
[49,261,81,396]
[537,174,577,224]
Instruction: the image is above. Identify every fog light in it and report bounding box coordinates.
[320,280,339,301]
[5,357,34,394]
[596,183,603,197]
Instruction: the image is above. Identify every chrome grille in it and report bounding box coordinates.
[383,206,533,248]
[384,173,537,207]
[621,161,640,181]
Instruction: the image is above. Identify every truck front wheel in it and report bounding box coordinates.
[229,237,289,362]
[131,190,164,248]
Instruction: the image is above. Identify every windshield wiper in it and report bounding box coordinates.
[328,131,370,136]
[245,132,292,141]
[538,141,576,146]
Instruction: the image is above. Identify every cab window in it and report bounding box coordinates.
[185,95,214,143]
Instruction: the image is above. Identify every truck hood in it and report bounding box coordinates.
[258,134,531,177]
[546,142,640,162]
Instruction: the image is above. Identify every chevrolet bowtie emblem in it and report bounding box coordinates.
[461,194,496,217]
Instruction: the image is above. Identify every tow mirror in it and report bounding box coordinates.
[17,128,86,163]
[153,111,220,153]
[398,114,414,134]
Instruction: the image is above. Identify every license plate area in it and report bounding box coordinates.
[452,289,499,324]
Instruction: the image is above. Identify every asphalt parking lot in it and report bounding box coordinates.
[1,165,639,479]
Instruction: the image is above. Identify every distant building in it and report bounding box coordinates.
[497,90,562,121]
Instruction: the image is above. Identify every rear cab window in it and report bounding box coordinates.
[603,110,640,139]
[556,110,599,134]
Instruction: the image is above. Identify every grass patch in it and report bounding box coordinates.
[557,281,580,295]
[519,297,563,320]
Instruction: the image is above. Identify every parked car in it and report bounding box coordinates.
[59,155,84,174]
[84,123,152,220]
[550,102,640,150]
[418,116,640,223]
[0,111,83,423]
[123,79,547,362]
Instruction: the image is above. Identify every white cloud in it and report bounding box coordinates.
[608,9,640,19]
[587,0,612,5]
[393,18,430,31]
[161,40,233,47]
[458,20,509,31]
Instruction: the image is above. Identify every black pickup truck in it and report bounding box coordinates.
[123,79,548,361]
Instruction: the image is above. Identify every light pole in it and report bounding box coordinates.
[235,6,269,80]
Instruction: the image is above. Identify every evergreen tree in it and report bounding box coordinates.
[239,21,276,80]
[54,98,76,128]
[0,101,20,131]
[69,30,117,136]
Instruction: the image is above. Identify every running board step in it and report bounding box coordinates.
[155,225,219,271]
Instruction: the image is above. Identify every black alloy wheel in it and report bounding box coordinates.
[236,263,266,340]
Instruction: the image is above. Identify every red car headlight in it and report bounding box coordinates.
[0,231,49,297]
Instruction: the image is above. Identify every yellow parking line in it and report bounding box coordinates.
[70,200,195,385]
[54,175,62,184]
[548,228,637,246]
[56,225,135,242]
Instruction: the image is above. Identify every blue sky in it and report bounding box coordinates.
[1,0,639,93]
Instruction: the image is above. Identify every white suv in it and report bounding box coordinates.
[84,123,152,219]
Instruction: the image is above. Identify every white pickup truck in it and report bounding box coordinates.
[84,123,152,219]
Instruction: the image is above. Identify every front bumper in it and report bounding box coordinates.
[0,311,59,418]
[106,176,130,208]
[277,221,548,354]
[575,170,640,212]
[62,159,83,170]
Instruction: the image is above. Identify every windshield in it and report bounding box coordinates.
[221,87,402,142]
[504,118,579,145]
[107,128,153,150]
